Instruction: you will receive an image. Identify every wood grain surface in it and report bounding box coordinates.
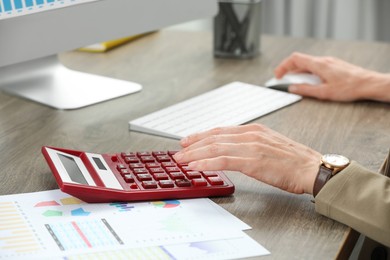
[0,31,389,259]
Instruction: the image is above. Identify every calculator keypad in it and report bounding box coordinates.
[114,151,226,190]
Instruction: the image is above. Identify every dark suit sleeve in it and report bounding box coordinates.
[315,161,390,247]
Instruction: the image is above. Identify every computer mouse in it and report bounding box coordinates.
[264,73,322,92]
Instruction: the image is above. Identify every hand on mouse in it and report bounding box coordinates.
[274,52,390,102]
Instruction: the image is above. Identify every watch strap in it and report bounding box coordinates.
[313,165,333,197]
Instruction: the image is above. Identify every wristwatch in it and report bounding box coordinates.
[313,154,350,197]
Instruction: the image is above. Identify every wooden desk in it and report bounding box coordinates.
[0,31,389,259]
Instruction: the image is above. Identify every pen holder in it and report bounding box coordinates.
[214,0,262,59]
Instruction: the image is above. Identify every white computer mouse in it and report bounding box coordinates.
[265,73,322,91]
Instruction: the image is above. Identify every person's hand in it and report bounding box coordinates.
[274,52,390,102]
[173,124,321,195]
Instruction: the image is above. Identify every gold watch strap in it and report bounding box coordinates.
[313,165,333,197]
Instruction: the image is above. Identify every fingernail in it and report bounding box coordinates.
[180,137,189,146]
[173,152,183,161]
[188,161,197,169]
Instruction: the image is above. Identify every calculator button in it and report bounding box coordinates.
[129,183,139,189]
[133,168,149,175]
[149,167,165,174]
[137,152,151,156]
[124,157,140,164]
[121,152,136,158]
[142,181,158,189]
[140,156,155,163]
[120,169,131,176]
[145,163,160,168]
[169,172,185,179]
[168,151,178,156]
[161,162,176,168]
[137,174,153,181]
[159,180,174,188]
[186,171,202,179]
[123,174,135,183]
[129,163,144,169]
[152,151,167,156]
[180,166,191,172]
[116,164,127,170]
[192,179,208,187]
[153,173,169,180]
[208,177,224,185]
[111,155,118,162]
[165,167,181,173]
[156,155,171,162]
[175,179,191,187]
[202,171,219,177]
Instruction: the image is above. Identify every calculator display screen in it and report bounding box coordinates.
[58,154,88,185]
[92,157,107,170]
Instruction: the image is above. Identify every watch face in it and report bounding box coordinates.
[322,154,350,168]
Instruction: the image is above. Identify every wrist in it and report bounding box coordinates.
[360,72,390,102]
[312,154,350,197]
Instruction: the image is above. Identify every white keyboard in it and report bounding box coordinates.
[129,82,302,139]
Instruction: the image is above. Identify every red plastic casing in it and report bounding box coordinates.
[41,146,235,203]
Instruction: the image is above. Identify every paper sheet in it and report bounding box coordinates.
[0,189,269,259]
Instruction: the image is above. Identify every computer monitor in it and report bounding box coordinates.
[0,0,218,109]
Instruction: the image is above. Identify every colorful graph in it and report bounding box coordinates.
[151,200,180,209]
[45,219,123,251]
[60,197,83,205]
[0,0,98,20]
[109,202,135,212]
[43,210,63,217]
[71,208,90,216]
[0,201,44,257]
[34,200,60,207]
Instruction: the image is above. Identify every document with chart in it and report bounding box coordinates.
[0,0,100,20]
[0,189,270,259]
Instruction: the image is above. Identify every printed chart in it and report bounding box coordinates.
[0,201,44,258]
[0,0,100,20]
[0,190,269,259]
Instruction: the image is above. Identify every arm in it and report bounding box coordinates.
[315,161,390,247]
[274,52,390,103]
[174,124,390,246]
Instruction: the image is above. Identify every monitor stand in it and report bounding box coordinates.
[0,55,142,110]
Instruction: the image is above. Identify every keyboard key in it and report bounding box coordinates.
[159,180,175,188]
[121,152,136,158]
[133,168,149,175]
[186,171,202,179]
[129,163,144,169]
[142,181,158,189]
[145,163,160,168]
[149,167,165,174]
[156,155,171,162]
[169,172,185,179]
[192,179,208,187]
[116,164,127,170]
[153,173,169,180]
[123,174,135,183]
[175,179,191,187]
[124,157,140,164]
[202,171,219,177]
[137,174,153,181]
[208,177,224,185]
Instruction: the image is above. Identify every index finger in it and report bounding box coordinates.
[274,52,324,78]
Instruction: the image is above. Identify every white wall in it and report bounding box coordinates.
[168,0,390,42]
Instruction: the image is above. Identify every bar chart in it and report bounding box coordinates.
[0,0,99,20]
[0,201,44,258]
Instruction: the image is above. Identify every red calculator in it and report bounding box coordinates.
[42,146,235,203]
